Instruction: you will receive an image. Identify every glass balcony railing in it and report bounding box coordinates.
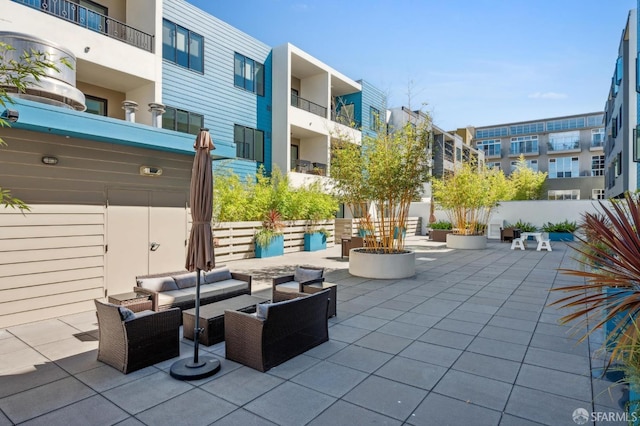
[14,0,154,52]
[291,93,327,118]
[547,140,580,151]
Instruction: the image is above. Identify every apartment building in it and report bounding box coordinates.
[388,107,485,201]
[604,8,638,198]
[471,112,606,200]
[0,0,386,326]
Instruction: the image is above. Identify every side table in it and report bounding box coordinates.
[108,292,153,313]
[303,281,337,318]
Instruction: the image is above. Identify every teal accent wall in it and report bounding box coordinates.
[163,0,272,181]
[360,79,387,139]
[8,98,195,154]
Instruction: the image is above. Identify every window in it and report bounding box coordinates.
[616,152,623,176]
[587,114,604,127]
[486,162,501,170]
[546,117,585,131]
[475,127,508,139]
[548,189,580,200]
[547,131,580,151]
[592,189,605,200]
[162,19,204,73]
[510,159,538,172]
[510,122,544,135]
[234,53,264,96]
[369,107,380,131]
[612,117,618,138]
[234,124,264,162]
[548,157,579,178]
[591,155,604,176]
[162,106,203,135]
[456,147,462,162]
[510,135,538,155]
[591,128,605,147]
[476,139,501,157]
[616,56,623,86]
[85,95,107,116]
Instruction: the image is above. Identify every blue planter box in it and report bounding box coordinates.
[304,233,326,251]
[629,386,640,425]
[548,232,574,241]
[358,229,372,237]
[254,235,284,258]
[604,287,634,349]
[393,227,406,239]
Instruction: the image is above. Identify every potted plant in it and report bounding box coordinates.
[331,114,431,278]
[431,161,513,249]
[429,220,453,242]
[254,209,285,258]
[550,193,640,418]
[304,226,330,251]
[541,220,577,241]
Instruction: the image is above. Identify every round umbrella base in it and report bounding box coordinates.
[170,356,220,381]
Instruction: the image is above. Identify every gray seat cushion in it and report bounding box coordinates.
[137,276,178,292]
[157,289,194,307]
[275,281,300,293]
[200,279,248,299]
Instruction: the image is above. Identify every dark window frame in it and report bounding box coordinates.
[84,94,108,116]
[162,19,204,73]
[162,106,204,136]
[234,52,265,96]
[234,124,264,162]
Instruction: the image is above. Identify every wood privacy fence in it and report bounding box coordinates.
[212,219,335,262]
[335,217,421,238]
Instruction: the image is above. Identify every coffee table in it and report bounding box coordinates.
[108,292,153,313]
[182,294,268,346]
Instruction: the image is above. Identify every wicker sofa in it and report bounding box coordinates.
[95,299,181,374]
[224,289,330,372]
[134,266,252,312]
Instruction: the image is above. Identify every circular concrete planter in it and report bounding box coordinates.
[446,234,487,249]
[349,249,415,279]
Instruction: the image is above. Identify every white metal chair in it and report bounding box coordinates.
[511,238,526,250]
[537,238,552,252]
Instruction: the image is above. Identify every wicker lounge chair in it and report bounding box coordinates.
[271,266,324,302]
[94,299,181,374]
[224,289,330,372]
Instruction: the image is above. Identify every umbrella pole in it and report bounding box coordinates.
[169,267,220,380]
[193,267,202,365]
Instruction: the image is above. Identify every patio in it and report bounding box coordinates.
[0,237,627,426]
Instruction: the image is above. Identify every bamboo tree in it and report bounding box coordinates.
[510,154,547,200]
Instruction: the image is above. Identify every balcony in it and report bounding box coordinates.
[292,159,327,176]
[547,140,581,153]
[330,111,361,129]
[291,93,327,118]
[508,148,539,157]
[14,0,154,52]
[590,140,604,151]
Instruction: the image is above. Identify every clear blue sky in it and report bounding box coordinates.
[187,0,636,130]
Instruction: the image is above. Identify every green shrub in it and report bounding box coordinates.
[429,220,452,230]
[542,220,578,233]
[511,220,538,232]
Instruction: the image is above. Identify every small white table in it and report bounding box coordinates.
[520,232,543,242]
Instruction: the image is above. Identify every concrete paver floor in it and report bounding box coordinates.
[0,237,626,425]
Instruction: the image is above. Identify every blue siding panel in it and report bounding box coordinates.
[163,0,272,179]
[10,98,195,155]
[360,80,387,139]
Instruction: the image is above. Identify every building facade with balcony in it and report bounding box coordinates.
[0,0,387,326]
[604,8,638,198]
[471,113,606,200]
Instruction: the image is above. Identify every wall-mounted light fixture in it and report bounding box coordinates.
[41,156,59,165]
[1,109,19,123]
[140,166,163,176]
[84,46,91,53]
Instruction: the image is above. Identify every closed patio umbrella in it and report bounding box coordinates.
[170,128,220,380]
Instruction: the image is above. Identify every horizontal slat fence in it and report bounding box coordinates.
[335,217,421,238]
[0,205,105,328]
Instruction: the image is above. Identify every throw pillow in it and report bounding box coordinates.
[136,276,178,292]
[294,266,323,284]
[172,272,198,289]
[118,307,136,321]
[203,267,232,284]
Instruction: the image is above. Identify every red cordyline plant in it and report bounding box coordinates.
[551,192,640,365]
